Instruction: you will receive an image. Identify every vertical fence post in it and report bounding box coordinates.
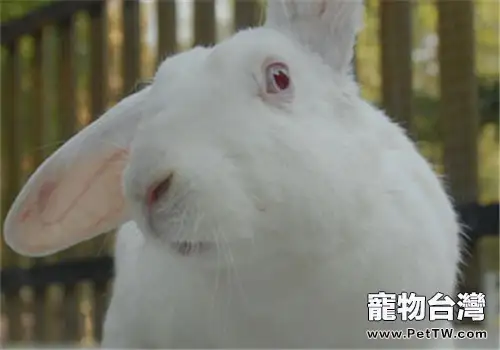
[194,0,216,47]
[43,19,65,328]
[58,16,79,343]
[89,1,111,342]
[1,40,23,343]
[379,0,413,134]
[1,293,6,345]
[437,0,480,309]
[157,0,177,63]
[14,35,36,342]
[123,0,141,95]
[437,0,479,205]
[1,43,21,269]
[90,4,108,122]
[234,0,261,31]
[30,29,49,343]
[59,19,78,140]
[31,34,45,170]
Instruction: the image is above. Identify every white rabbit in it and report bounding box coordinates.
[3,0,462,348]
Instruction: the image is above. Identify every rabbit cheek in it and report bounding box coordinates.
[144,194,211,256]
[122,169,209,256]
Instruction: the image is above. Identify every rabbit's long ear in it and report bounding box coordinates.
[264,0,364,74]
[3,87,150,257]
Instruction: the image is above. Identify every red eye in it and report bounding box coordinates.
[265,63,291,93]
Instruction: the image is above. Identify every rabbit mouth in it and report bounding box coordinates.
[170,241,212,256]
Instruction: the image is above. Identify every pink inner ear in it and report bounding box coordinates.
[7,149,130,256]
[36,181,57,214]
[3,84,150,257]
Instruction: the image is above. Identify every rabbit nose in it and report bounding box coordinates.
[146,172,174,208]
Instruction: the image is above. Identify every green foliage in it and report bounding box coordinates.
[0,0,54,23]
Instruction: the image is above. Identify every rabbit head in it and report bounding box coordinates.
[4,0,459,287]
[3,2,462,348]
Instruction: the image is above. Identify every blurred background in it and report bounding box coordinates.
[0,0,498,347]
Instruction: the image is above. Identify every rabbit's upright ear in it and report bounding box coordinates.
[264,0,364,74]
[3,87,150,257]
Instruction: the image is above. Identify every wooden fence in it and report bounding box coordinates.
[0,0,498,346]
[1,0,264,345]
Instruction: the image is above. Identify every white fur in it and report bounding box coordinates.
[4,0,461,348]
[101,3,461,347]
